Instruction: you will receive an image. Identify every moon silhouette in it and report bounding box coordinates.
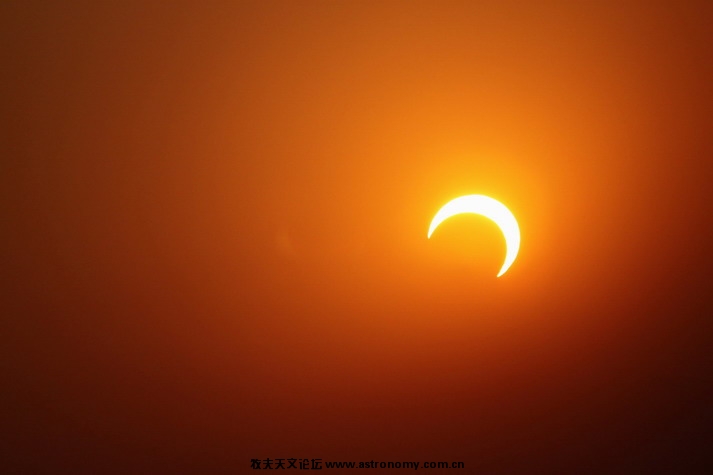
[428,195,520,277]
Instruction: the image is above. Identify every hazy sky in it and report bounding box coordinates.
[3,1,713,473]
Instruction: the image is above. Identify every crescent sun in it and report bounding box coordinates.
[428,194,521,277]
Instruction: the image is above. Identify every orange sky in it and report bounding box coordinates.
[3,1,713,473]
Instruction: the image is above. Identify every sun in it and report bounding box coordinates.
[428,195,521,277]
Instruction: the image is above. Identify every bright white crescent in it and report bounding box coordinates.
[428,195,520,277]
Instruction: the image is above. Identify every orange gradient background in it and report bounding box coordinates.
[3,1,713,473]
